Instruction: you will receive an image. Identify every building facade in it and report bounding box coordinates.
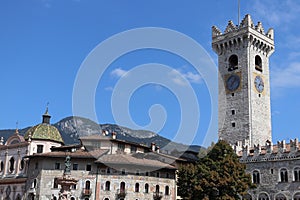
[25,133,182,200]
[0,108,64,200]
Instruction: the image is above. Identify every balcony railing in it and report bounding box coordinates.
[82,188,92,196]
[153,191,163,200]
[116,189,126,198]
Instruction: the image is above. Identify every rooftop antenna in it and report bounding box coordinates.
[238,0,241,25]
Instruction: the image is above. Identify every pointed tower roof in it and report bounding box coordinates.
[42,103,51,124]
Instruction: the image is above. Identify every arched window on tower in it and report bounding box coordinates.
[255,55,263,72]
[228,54,238,71]
[280,168,288,182]
[252,170,260,184]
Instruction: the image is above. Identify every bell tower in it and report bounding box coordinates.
[212,15,274,147]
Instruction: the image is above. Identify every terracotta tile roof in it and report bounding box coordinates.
[96,154,176,169]
[80,134,150,148]
[146,152,187,161]
[80,135,110,140]
[27,149,109,159]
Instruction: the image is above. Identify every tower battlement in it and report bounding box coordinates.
[212,14,274,56]
[232,138,300,163]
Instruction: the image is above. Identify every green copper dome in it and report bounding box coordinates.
[24,107,64,144]
[24,123,64,144]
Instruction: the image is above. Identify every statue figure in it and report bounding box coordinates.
[64,155,71,175]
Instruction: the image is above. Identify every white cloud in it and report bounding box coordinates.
[168,69,202,86]
[183,71,202,84]
[248,0,300,27]
[111,68,128,78]
[271,62,300,88]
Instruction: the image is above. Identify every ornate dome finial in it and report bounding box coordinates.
[15,121,19,135]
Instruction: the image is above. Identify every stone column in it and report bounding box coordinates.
[3,150,8,176]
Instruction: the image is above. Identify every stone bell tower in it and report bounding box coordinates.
[212,14,274,147]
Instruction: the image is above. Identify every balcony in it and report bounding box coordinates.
[82,188,92,196]
[116,189,126,198]
[153,191,163,200]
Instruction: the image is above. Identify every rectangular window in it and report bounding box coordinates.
[73,163,78,170]
[166,173,170,178]
[131,145,137,153]
[231,110,235,115]
[121,169,126,175]
[37,145,44,153]
[118,143,125,152]
[54,163,60,170]
[71,184,77,189]
[53,178,58,188]
[232,122,236,127]
[86,164,92,171]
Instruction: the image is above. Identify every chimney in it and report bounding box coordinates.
[156,146,160,154]
[112,132,116,139]
[151,142,156,152]
[0,137,3,145]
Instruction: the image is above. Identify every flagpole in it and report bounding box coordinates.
[238,0,240,25]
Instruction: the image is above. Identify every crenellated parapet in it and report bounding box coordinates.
[234,138,300,163]
[212,14,274,56]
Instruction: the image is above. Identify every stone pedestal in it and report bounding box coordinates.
[57,175,78,200]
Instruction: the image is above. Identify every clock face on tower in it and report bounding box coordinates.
[254,75,264,93]
[226,74,240,92]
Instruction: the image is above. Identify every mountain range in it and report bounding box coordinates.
[0,116,202,156]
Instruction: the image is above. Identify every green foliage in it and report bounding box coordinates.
[177,140,255,200]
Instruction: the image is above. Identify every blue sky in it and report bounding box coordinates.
[1,0,300,146]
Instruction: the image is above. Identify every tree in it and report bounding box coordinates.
[177,140,255,200]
